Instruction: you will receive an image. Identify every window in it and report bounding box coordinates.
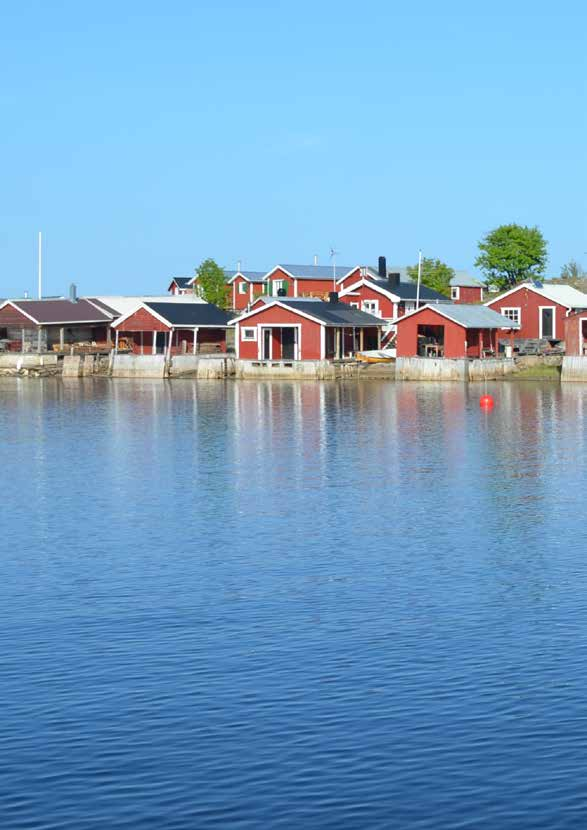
[272,280,285,296]
[242,328,257,341]
[350,302,359,309]
[451,286,460,300]
[502,307,521,326]
[405,302,415,312]
[238,282,248,295]
[362,300,380,316]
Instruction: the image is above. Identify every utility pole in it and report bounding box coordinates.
[416,250,422,310]
[330,247,339,292]
[38,231,42,299]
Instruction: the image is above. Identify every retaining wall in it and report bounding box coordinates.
[561,357,587,382]
[170,355,236,379]
[111,354,166,378]
[0,354,59,370]
[469,358,516,380]
[396,357,516,381]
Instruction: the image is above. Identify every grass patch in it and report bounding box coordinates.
[511,363,561,379]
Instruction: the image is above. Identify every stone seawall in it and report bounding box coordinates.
[396,357,516,382]
[561,357,587,382]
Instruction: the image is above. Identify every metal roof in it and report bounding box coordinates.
[370,279,450,302]
[403,303,518,329]
[170,277,193,289]
[224,270,267,283]
[89,295,206,317]
[450,271,484,288]
[532,282,587,308]
[143,302,233,326]
[278,264,356,280]
[264,299,383,327]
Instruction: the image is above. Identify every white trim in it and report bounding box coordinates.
[501,307,521,326]
[339,278,400,304]
[361,299,380,316]
[451,286,460,300]
[264,265,296,282]
[485,282,581,312]
[229,299,334,327]
[578,317,587,356]
[256,323,302,361]
[320,325,325,358]
[113,302,170,329]
[539,305,556,339]
[241,327,257,341]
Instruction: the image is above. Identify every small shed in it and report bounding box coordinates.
[395,304,518,359]
[450,272,485,303]
[230,296,383,360]
[112,302,232,355]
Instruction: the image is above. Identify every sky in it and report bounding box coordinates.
[0,0,585,297]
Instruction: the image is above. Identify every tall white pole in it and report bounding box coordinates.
[416,249,422,310]
[38,231,42,299]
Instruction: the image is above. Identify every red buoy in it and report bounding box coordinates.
[480,394,494,409]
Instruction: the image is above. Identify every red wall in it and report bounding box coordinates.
[238,304,322,359]
[115,308,170,332]
[0,303,36,328]
[487,286,567,339]
[336,268,362,291]
[339,284,394,318]
[563,311,587,356]
[396,307,499,358]
[454,286,484,304]
[232,277,264,310]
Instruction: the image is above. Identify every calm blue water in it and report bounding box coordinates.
[2,377,587,829]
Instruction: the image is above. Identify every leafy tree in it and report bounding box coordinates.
[475,224,548,291]
[560,259,585,282]
[194,258,229,308]
[406,257,454,296]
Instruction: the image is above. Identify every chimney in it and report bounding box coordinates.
[69,283,78,303]
[378,256,387,280]
[329,291,339,304]
[237,260,242,272]
[314,255,318,266]
[388,272,400,290]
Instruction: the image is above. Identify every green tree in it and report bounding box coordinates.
[194,258,229,308]
[406,257,454,296]
[560,259,585,282]
[475,224,548,291]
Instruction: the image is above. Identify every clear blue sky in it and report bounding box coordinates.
[1,0,585,297]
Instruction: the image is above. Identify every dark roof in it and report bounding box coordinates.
[144,302,233,327]
[170,277,193,289]
[256,299,383,327]
[277,264,356,280]
[6,299,112,325]
[370,279,450,303]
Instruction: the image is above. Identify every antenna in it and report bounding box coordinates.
[329,247,339,291]
[237,259,242,273]
[38,231,42,299]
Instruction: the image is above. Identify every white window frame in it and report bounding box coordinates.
[362,299,380,316]
[451,286,460,300]
[238,282,248,295]
[272,280,285,296]
[350,302,359,309]
[539,306,556,339]
[502,307,521,327]
[405,302,416,312]
[258,324,302,360]
[242,327,257,341]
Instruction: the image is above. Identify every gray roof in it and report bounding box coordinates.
[225,270,267,284]
[450,271,483,288]
[370,279,450,303]
[143,302,233,327]
[254,298,383,327]
[412,303,518,329]
[278,264,356,280]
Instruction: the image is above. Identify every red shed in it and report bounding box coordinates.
[449,272,485,303]
[563,311,587,356]
[485,281,587,341]
[226,271,267,311]
[230,297,383,360]
[395,304,518,359]
[112,301,231,355]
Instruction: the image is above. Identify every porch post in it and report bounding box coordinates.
[140,330,144,355]
[479,328,484,359]
[106,326,112,347]
[359,328,364,351]
[152,331,157,355]
[377,327,381,349]
[335,328,340,359]
[59,327,65,350]
[115,329,119,352]
[37,327,42,353]
[193,327,199,355]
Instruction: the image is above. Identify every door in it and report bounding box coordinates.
[281,328,295,359]
[263,328,272,360]
[541,307,554,339]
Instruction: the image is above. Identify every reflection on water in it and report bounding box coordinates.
[2,378,587,829]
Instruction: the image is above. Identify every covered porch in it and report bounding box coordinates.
[114,327,226,356]
[325,326,380,359]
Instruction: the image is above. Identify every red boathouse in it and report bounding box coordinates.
[395,304,518,359]
[485,281,587,342]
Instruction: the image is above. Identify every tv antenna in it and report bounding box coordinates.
[329,247,339,290]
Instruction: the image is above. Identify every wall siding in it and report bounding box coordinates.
[487,287,567,339]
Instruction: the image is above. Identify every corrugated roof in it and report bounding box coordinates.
[278,264,356,280]
[266,299,383,327]
[225,270,267,283]
[534,282,587,308]
[408,303,518,329]
[450,271,484,287]
[144,302,233,326]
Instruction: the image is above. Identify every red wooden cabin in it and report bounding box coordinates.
[485,282,587,342]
